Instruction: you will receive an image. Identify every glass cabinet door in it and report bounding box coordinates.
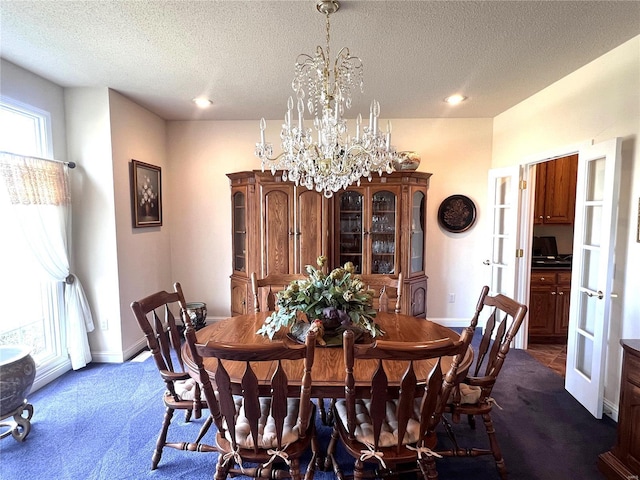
[370,190,397,274]
[410,190,425,274]
[232,191,246,272]
[337,191,363,273]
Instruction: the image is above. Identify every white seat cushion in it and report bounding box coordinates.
[334,398,422,448]
[173,378,197,401]
[229,397,306,449]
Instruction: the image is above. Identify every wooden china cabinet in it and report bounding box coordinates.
[227,171,329,316]
[227,170,431,317]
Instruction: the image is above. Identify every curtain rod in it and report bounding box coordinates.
[0,150,76,169]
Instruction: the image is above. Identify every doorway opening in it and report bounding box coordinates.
[526,154,578,377]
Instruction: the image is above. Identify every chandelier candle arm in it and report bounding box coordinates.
[255,0,398,197]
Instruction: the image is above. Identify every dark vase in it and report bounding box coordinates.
[0,345,35,441]
[289,313,368,347]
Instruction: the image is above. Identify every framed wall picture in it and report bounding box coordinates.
[131,159,162,228]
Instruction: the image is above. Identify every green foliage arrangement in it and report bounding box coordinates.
[256,256,383,342]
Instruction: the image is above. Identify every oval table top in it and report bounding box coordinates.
[182,311,471,398]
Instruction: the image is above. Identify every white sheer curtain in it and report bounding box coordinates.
[0,152,94,369]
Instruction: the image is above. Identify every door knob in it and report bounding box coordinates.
[483,260,490,265]
[585,289,604,300]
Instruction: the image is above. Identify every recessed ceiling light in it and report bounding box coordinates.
[444,94,467,105]
[192,97,213,108]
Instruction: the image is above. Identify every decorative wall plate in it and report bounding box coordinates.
[437,194,477,233]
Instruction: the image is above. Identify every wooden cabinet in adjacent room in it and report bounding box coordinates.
[598,339,640,479]
[227,170,431,318]
[528,269,571,343]
[534,154,578,225]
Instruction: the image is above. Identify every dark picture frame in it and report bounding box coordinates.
[437,194,477,233]
[131,159,162,228]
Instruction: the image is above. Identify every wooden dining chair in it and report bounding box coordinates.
[250,272,307,313]
[326,327,474,479]
[358,272,404,313]
[438,289,528,480]
[130,283,214,470]
[184,317,318,480]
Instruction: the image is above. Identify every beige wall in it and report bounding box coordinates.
[493,35,640,409]
[64,87,170,361]
[65,88,121,359]
[166,118,494,321]
[108,90,170,359]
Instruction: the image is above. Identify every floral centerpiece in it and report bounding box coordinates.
[256,256,384,346]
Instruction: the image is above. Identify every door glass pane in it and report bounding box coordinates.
[583,205,602,247]
[581,249,600,292]
[578,294,597,335]
[492,237,507,264]
[494,177,511,205]
[586,158,605,201]
[410,191,425,273]
[493,207,509,235]
[338,191,363,273]
[575,334,593,380]
[232,192,246,272]
[492,267,505,295]
[371,191,396,274]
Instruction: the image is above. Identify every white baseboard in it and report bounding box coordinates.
[90,317,229,363]
[603,398,619,422]
[91,337,147,363]
[428,318,470,328]
[31,359,72,393]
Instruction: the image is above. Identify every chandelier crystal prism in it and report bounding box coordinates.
[255,0,397,198]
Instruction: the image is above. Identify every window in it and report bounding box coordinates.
[0,97,66,378]
[0,97,52,157]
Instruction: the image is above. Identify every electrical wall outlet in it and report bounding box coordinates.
[100,317,108,330]
[448,293,455,303]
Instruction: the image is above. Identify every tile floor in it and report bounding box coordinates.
[527,343,567,377]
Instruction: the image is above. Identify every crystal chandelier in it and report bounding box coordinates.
[255,0,397,198]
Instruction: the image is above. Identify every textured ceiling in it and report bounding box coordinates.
[1,1,639,121]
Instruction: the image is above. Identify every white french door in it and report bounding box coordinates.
[565,138,621,418]
[486,166,522,299]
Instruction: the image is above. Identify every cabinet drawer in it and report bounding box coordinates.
[557,272,572,285]
[531,272,557,285]
[626,353,640,387]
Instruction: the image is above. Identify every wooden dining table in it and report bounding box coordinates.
[182,311,472,398]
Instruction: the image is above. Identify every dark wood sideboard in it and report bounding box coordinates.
[598,339,640,479]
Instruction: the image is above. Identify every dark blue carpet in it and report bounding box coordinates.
[0,340,616,480]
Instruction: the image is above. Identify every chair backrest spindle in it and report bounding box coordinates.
[250,272,307,313]
[358,272,404,313]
